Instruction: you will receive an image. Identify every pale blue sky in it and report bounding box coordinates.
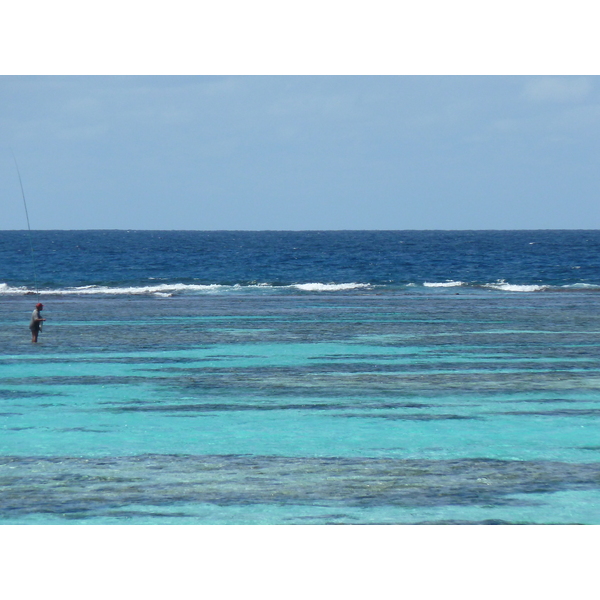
[2,75,599,230]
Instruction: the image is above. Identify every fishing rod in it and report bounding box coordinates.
[11,151,40,301]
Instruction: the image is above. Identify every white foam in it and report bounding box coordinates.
[423,281,465,288]
[72,283,225,295]
[0,281,372,296]
[484,280,547,292]
[0,283,31,294]
[293,283,371,292]
[0,282,227,296]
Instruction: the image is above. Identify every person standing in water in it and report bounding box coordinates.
[29,302,46,343]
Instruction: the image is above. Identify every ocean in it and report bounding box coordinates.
[2,230,600,524]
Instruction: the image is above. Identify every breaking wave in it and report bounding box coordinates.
[292,283,371,292]
[562,283,600,290]
[423,281,465,288]
[3,279,600,297]
[483,280,548,292]
[0,281,372,297]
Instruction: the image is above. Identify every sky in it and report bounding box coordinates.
[2,75,600,230]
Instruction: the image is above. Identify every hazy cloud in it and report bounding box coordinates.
[2,76,600,230]
[523,77,592,103]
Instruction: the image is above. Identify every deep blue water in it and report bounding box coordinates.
[2,230,600,291]
[2,230,600,524]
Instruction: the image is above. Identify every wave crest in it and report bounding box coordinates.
[293,283,371,292]
[483,280,548,292]
[423,281,465,288]
[0,281,372,296]
[3,279,600,296]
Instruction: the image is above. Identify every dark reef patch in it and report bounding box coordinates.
[2,455,600,523]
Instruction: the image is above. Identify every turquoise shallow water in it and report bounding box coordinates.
[2,290,600,524]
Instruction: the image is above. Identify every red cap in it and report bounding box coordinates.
[36,303,44,309]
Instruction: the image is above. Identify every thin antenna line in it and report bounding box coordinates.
[11,151,39,300]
